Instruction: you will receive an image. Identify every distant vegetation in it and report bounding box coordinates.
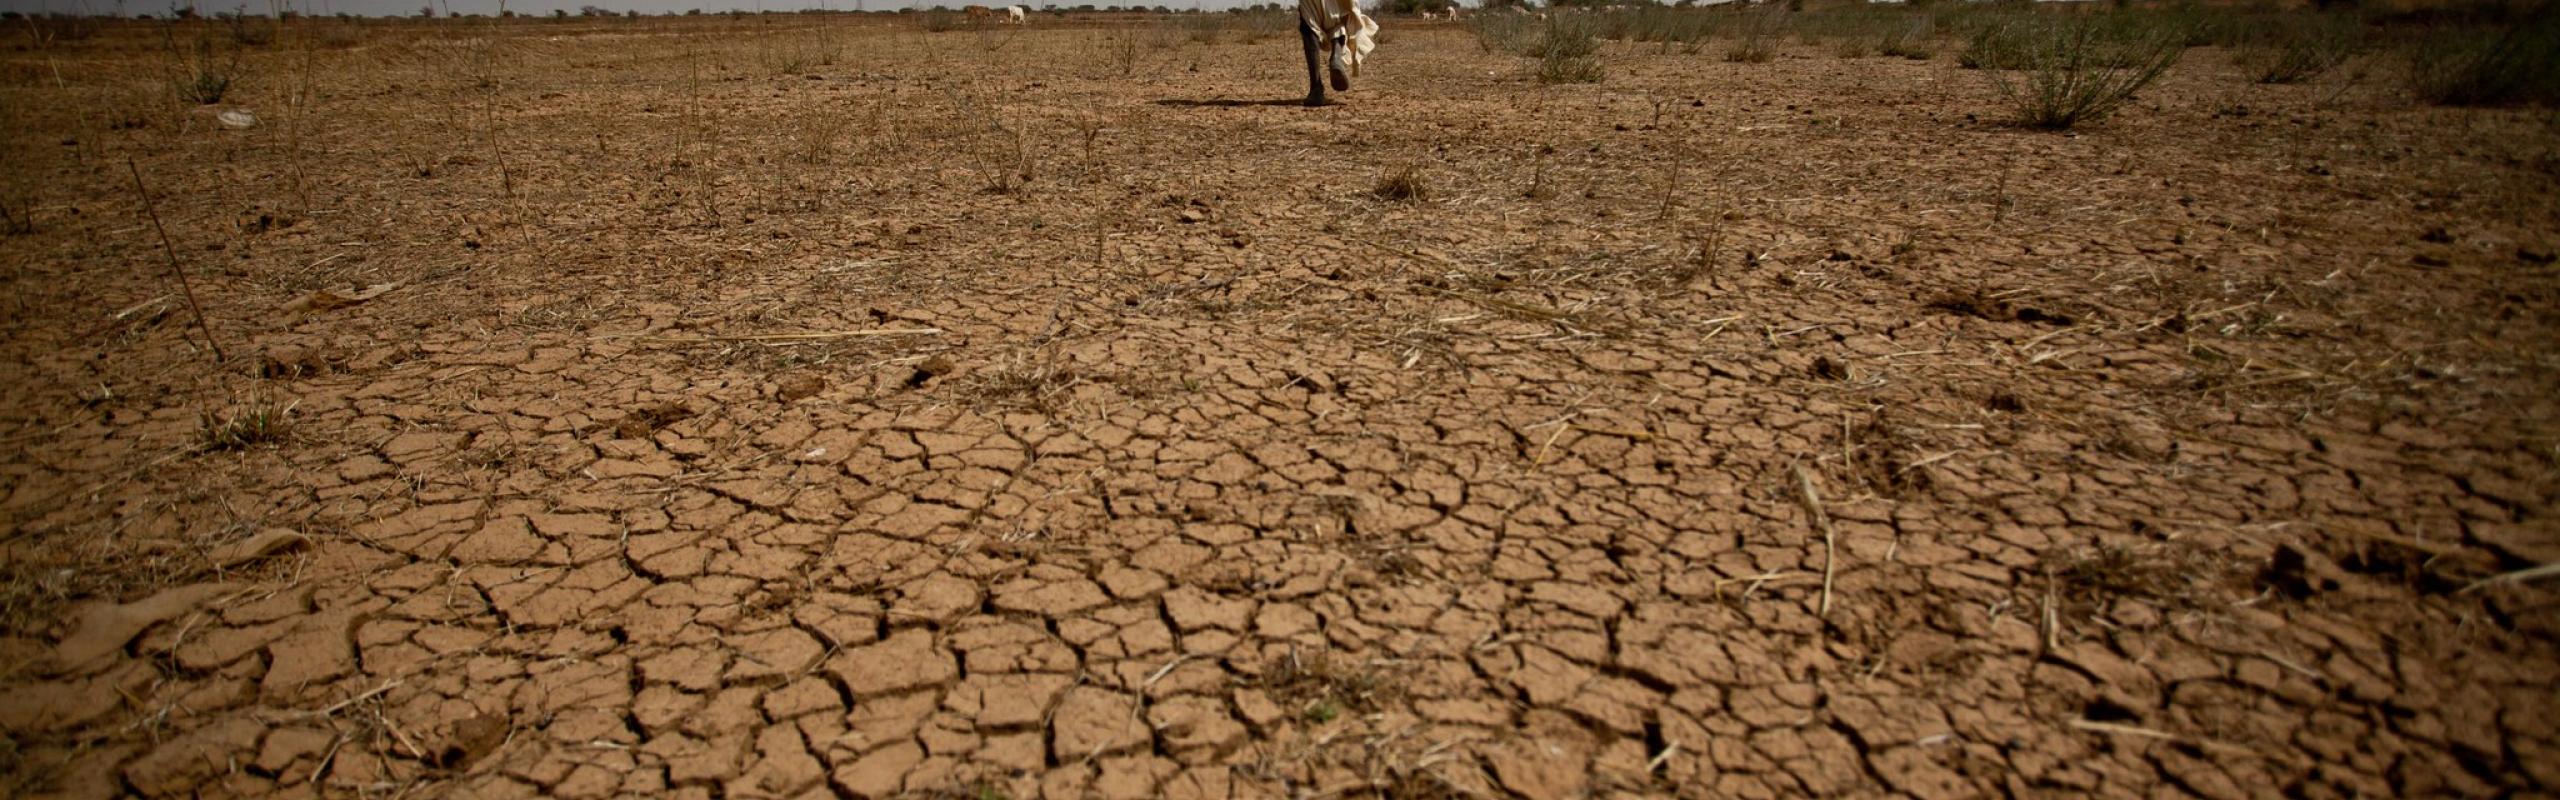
[1446,0,2560,120]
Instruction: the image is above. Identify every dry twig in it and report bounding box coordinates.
[1793,464,1838,617]
[2460,562,2560,594]
[126,158,227,361]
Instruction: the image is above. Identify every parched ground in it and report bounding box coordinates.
[1,12,2556,799]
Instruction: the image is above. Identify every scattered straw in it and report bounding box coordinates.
[1571,424,1655,441]
[1528,413,1577,465]
[1644,741,1681,773]
[619,328,943,345]
[2068,718,2177,740]
[1144,654,1197,687]
[1714,571,1812,587]
[2068,718,2300,766]
[2321,525,2467,559]
[2460,562,2560,594]
[292,679,404,720]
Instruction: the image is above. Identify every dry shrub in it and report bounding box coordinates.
[764,31,840,75]
[1983,17,2184,129]
[2241,13,2360,84]
[1468,12,1540,54]
[791,105,844,164]
[1181,12,1230,44]
[2407,14,2560,106]
[1535,15,1605,84]
[226,13,276,47]
[1098,30,1144,77]
[1958,14,2032,70]
[949,91,1037,194]
[1615,6,1719,53]
[1880,15,1934,59]
[1725,7,1784,64]
[167,31,246,105]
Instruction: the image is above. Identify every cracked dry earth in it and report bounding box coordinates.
[4,15,2559,800]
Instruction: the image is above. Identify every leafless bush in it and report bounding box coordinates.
[2241,13,2358,84]
[1984,17,2184,129]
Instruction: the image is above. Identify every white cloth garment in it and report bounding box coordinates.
[1297,0,1377,77]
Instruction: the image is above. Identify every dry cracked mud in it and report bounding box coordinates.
[1,13,2556,800]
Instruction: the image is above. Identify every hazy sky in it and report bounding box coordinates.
[2,0,1288,14]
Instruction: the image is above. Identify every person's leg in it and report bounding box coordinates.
[1327,23,1351,92]
[1299,17,1328,106]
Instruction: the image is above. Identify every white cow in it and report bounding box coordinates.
[1006,5,1026,23]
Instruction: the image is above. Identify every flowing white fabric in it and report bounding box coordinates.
[1297,0,1377,76]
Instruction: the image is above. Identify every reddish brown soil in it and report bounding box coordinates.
[2,14,2557,800]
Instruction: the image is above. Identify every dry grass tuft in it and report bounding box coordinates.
[1258,649,1400,723]
[2041,540,2244,619]
[959,351,1083,413]
[511,296,615,332]
[1725,37,1775,64]
[197,397,295,451]
[1373,164,1430,202]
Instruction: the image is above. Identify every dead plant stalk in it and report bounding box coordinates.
[1793,463,1836,617]
[484,5,516,202]
[125,158,228,362]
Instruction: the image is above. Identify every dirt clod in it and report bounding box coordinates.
[257,345,333,379]
[1811,356,1846,381]
[612,401,695,439]
[432,714,508,769]
[2258,543,2347,599]
[775,374,827,403]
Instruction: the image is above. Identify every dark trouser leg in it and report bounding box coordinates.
[1299,19,1327,106]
